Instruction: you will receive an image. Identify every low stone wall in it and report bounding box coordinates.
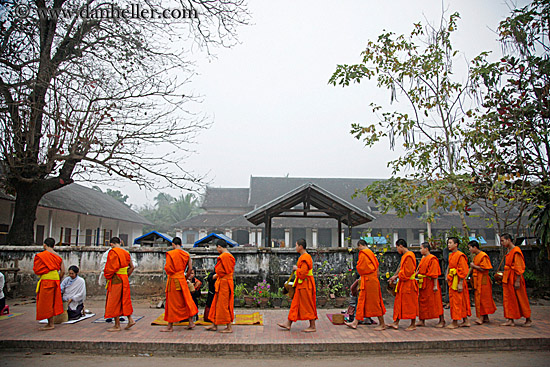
[0,245,547,297]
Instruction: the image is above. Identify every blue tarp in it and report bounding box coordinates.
[194,233,239,247]
[469,236,487,245]
[133,230,173,245]
[361,236,388,245]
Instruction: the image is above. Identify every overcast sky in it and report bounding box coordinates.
[89,0,527,208]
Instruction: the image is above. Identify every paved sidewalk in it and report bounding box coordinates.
[1,299,549,356]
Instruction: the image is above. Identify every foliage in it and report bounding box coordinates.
[329,12,476,238]
[0,0,249,244]
[92,186,130,207]
[271,287,285,299]
[467,0,550,257]
[139,192,201,234]
[233,283,248,299]
[249,280,271,305]
[314,260,332,298]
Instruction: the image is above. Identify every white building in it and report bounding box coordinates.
[0,183,151,246]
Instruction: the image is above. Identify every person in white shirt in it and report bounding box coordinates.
[0,271,6,314]
[60,265,86,320]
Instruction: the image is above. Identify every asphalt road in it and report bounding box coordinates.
[1,350,549,367]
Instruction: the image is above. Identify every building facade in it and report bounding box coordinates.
[173,176,519,248]
[0,184,151,246]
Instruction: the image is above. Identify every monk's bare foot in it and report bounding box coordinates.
[405,325,416,331]
[38,325,54,331]
[417,320,425,327]
[124,321,136,330]
[302,327,316,333]
[107,326,121,332]
[459,320,470,328]
[160,327,173,332]
[205,325,217,331]
[219,326,233,333]
[344,321,358,329]
[435,321,445,328]
[374,324,387,331]
[501,320,515,327]
[186,324,196,330]
[475,318,483,325]
[388,323,399,330]
[446,323,459,329]
[523,320,532,327]
[277,322,291,330]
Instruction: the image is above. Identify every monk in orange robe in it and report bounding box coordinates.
[468,240,496,325]
[500,233,532,327]
[345,239,386,330]
[446,237,471,329]
[278,238,317,332]
[33,237,65,330]
[161,237,198,332]
[104,237,135,332]
[416,242,445,328]
[205,238,236,333]
[389,239,418,331]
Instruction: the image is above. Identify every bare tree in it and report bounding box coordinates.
[0,0,249,244]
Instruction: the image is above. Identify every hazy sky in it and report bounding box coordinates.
[89,0,526,208]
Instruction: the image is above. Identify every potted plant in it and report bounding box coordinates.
[271,287,284,308]
[329,273,348,308]
[233,283,247,307]
[250,280,271,308]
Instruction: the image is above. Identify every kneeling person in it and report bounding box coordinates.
[61,265,86,320]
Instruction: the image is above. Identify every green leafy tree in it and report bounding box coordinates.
[92,186,130,207]
[467,0,549,257]
[140,192,201,233]
[329,13,475,238]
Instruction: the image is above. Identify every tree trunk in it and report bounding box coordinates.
[7,182,46,245]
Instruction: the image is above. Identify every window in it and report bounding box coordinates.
[36,225,45,245]
[186,234,195,244]
[64,228,72,245]
[85,229,92,246]
[119,233,129,246]
[0,224,8,245]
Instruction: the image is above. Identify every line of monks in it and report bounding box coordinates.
[33,233,532,333]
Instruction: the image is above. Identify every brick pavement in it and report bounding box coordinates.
[1,300,549,355]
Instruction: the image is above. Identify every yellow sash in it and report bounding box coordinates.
[214,273,233,292]
[105,267,128,289]
[165,271,186,292]
[297,269,313,284]
[36,270,59,293]
[449,268,459,291]
[417,274,426,289]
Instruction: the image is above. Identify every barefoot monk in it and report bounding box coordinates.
[162,237,198,332]
[104,237,135,332]
[278,238,317,332]
[345,239,386,331]
[33,237,65,331]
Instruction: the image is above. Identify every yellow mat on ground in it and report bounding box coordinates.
[0,313,23,321]
[151,312,263,326]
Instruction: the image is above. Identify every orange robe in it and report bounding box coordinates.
[417,254,444,320]
[33,251,64,320]
[447,251,471,320]
[208,252,235,324]
[502,246,531,319]
[356,248,386,319]
[472,251,496,317]
[393,251,418,321]
[164,249,198,323]
[288,253,318,322]
[104,247,133,318]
